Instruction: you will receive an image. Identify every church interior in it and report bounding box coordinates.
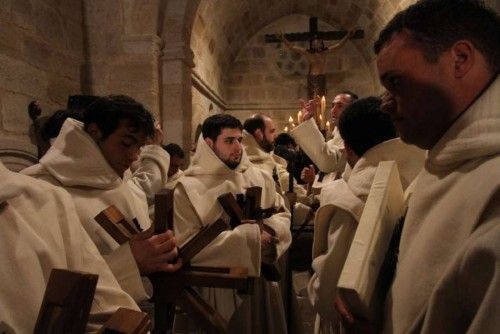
[0,0,498,160]
[0,0,499,333]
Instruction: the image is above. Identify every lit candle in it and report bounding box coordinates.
[320,96,327,130]
[292,122,296,129]
[297,110,303,124]
[284,126,289,133]
[288,116,294,124]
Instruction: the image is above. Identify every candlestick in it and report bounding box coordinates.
[297,110,303,124]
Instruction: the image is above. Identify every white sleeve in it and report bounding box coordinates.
[291,118,344,173]
[308,209,357,321]
[130,145,170,204]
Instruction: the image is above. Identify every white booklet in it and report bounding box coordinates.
[337,161,405,323]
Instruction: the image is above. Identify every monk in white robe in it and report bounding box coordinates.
[291,92,357,180]
[370,2,500,332]
[23,95,181,303]
[0,161,139,333]
[242,116,314,226]
[307,97,425,333]
[174,114,291,333]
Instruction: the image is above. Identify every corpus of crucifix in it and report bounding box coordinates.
[266,17,364,99]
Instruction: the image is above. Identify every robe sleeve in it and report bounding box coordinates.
[307,209,357,321]
[262,191,292,259]
[129,145,170,205]
[101,243,149,303]
[290,118,344,173]
[55,187,141,331]
[173,184,262,277]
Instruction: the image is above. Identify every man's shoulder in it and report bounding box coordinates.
[245,164,275,182]
[9,168,72,203]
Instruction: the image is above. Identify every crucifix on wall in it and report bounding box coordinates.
[266,17,364,99]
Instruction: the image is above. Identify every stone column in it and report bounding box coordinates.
[161,42,194,154]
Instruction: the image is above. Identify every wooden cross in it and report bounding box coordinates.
[217,187,281,282]
[94,190,254,334]
[34,269,98,334]
[265,17,364,43]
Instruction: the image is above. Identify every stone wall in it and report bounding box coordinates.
[0,0,83,151]
[82,0,162,119]
[225,15,376,131]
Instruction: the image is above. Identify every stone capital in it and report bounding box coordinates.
[161,43,194,68]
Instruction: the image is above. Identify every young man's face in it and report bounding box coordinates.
[90,121,147,177]
[331,93,353,127]
[168,155,185,177]
[376,31,456,149]
[206,127,243,169]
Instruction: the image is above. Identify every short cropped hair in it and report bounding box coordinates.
[243,115,266,135]
[275,133,296,147]
[163,143,185,159]
[41,109,84,141]
[374,0,500,74]
[83,95,155,139]
[339,96,397,157]
[202,114,243,141]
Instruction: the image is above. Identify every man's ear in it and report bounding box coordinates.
[205,137,214,149]
[451,40,474,78]
[254,128,264,141]
[86,123,102,141]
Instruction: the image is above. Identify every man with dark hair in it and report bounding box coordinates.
[274,133,297,150]
[342,1,500,333]
[23,95,181,303]
[242,114,299,192]
[308,97,424,333]
[162,143,185,189]
[173,113,291,333]
[41,109,84,143]
[243,115,275,153]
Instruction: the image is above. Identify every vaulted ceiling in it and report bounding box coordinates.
[191,0,415,72]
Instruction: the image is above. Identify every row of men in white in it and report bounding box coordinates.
[1,1,499,333]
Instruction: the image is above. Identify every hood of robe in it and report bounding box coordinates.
[427,74,500,172]
[241,130,275,170]
[347,138,425,200]
[37,118,121,189]
[184,133,252,176]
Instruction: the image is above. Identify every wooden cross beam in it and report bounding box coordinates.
[151,189,254,334]
[265,17,364,43]
[34,269,98,334]
[217,187,281,282]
